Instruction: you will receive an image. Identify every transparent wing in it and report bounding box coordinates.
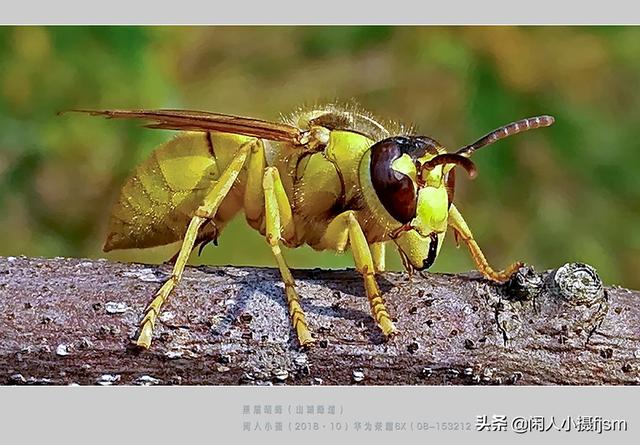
[64,108,304,144]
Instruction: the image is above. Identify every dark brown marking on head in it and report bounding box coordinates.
[369,136,441,224]
[414,233,439,271]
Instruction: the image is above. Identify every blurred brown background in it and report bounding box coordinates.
[0,26,638,288]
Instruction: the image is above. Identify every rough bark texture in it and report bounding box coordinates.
[0,256,638,386]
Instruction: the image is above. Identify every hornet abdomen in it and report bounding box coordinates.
[103,132,251,251]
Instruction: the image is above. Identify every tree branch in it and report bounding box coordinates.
[0,256,638,385]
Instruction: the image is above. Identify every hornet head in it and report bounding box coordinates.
[362,115,555,273]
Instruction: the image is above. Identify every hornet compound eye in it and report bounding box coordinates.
[369,136,440,224]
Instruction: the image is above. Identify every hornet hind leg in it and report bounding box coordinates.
[136,141,252,348]
[164,222,219,265]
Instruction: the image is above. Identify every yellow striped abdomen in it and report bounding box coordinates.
[103,131,251,251]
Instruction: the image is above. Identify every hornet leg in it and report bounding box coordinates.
[370,242,386,273]
[136,140,252,348]
[317,211,398,338]
[448,204,522,282]
[262,166,314,347]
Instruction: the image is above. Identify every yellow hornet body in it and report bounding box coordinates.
[74,104,554,348]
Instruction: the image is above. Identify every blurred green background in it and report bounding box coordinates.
[0,26,638,288]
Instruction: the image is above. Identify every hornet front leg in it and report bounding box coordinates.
[448,204,522,282]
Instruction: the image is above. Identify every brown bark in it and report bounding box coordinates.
[0,256,638,385]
